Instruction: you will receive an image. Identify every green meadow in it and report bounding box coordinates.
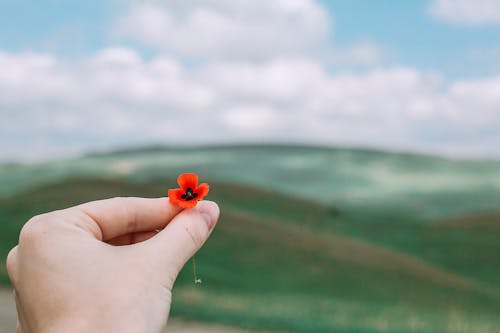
[1,145,500,332]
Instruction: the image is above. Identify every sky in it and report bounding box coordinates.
[0,0,499,161]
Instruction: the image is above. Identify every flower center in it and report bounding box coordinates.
[181,187,198,201]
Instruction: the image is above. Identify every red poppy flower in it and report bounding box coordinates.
[168,173,209,208]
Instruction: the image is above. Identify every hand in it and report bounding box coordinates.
[5,197,220,333]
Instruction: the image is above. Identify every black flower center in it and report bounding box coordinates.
[181,187,198,201]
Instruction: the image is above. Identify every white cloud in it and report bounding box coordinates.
[1,47,499,161]
[327,42,392,67]
[429,0,500,25]
[114,1,390,67]
[114,0,331,60]
[199,58,326,103]
[1,0,499,161]
[222,104,279,134]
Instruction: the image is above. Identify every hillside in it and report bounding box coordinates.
[1,178,500,333]
[1,145,500,220]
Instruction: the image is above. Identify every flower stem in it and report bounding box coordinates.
[192,255,202,284]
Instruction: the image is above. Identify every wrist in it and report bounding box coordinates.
[37,313,156,333]
[37,316,94,333]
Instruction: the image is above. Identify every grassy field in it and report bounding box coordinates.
[1,146,500,332]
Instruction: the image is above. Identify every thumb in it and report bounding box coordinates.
[142,200,220,286]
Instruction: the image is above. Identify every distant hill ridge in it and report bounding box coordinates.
[85,142,458,161]
[1,143,500,221]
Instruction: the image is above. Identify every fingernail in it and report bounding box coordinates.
[198,201,219,230]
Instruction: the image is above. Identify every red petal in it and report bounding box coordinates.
[195,183,209,199]
[177,200,198,209]
[177,173,198,190]
[168,188,184,205]
[169,173,209,209]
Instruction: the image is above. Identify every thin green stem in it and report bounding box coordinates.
[192,255,202,284]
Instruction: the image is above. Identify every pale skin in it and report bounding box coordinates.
[5,197,220,333]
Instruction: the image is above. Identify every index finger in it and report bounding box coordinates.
[75,197,182,241]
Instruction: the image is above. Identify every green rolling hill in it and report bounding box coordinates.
[2,145,500,220]
[1,145,500,332]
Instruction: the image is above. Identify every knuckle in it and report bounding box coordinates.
[5,247,18,282]
[18,213,53,244]
[19,219,40,244]
[112,197,138,233]
[184,216,209,249]
[113,196,129,206]
[115,196,133,205]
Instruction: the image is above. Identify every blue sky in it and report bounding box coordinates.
[0,0,499,161]
[0,0,114,55]
[1,0,499,77]
[327,0,500,77]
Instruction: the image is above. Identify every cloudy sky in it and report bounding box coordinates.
[1,0,499,161]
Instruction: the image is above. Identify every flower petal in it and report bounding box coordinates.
[168,188,184,205]
[195,183,210,199]
[177,173,198,190]
[177,200,198,209]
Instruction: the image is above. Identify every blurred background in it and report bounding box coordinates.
[1,0,500,332]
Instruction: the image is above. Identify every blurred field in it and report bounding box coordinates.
[0,290,256,333]
[1,145,500,332]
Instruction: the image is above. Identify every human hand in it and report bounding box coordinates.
[6,197,220,333]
